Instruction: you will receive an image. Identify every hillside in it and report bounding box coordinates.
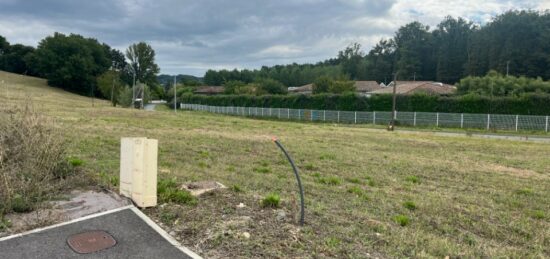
[1,71,549,258]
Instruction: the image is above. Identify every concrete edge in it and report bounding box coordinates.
[130,207,203,259]
[0,205,134,242]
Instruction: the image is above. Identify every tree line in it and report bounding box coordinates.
[0,33,162,107]
[201,10,550,87]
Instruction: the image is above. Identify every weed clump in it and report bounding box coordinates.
[403,201,417,211]
[261,193,281,208]
[0,105,73,216]
[394,215,410,226]
[157,178,197,205]
[405,176,420,184]
[317,176,341,185]
[253,166,271,174]
[515,188,534,196]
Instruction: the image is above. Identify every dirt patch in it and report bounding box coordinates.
[483,164,545,179]
[147,189,304,258]
[181,181,227,196]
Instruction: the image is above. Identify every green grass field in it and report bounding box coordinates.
[1,71,549,258]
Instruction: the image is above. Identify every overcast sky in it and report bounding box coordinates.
[0,0,548,76]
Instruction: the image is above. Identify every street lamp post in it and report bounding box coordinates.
[389,72,399,131]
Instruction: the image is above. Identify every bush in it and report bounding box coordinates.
[179,92,550,115]
[261,193,281,208]
[0,105,71,215]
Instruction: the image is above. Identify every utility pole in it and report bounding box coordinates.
[506,61,510,77]
[389,72,398,131]
[174,75,177,113]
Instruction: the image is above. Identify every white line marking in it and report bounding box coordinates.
[0,205,134,242]
[130,207,203,259]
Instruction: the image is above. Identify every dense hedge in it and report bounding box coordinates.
[179,93,550,115]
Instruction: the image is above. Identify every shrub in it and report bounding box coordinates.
[261,193,281,208]
[0,104,71,215]
[394,215,410,226]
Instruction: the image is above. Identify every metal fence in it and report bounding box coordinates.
[180,103,550,132]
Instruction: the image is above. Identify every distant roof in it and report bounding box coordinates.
[290,81,382,94]
[354,81,381,92]
[288,84,313,93]
[370,81,456,95]
[194,86,225,94]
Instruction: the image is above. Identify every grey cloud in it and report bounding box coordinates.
[0,0,541,75]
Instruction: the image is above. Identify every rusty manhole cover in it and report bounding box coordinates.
[67,230,117,254]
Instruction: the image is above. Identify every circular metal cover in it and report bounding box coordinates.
[67,230,117,254]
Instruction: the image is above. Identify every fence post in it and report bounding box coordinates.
[287,108,290,119]
[354,111,357,124]
[515,115,519,132]
[413,112,416,126]
[436,113,439,127]
[487,114,490,130]
[323,110,326,121]
[337,111,340,123]
[546,116,549,132]
[373,111,376,124]
[298,109,301,120]
[278,108,281,119]
[461,113,464,128]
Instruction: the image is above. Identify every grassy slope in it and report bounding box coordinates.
[1,71,549,258]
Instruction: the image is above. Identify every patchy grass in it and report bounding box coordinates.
[261,193,281,208]
[394,215,410,226]
[157,178,196,205]
[1,71,550,258]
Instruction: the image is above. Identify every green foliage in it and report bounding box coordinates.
[256,78,287,95]
[97,70,126,106]
[32,32,111,94]
[68,157,84,167]
[329,80,355,94]
[223,80,246,94]
[405,176,420,184]
[11,194,33,213]
[403,201,417,210]
[180,92,550,115]
[261,193,281,208]
[532,210,545,219]
[456,71,550,97]
[231,184,243,192]
[313,76,332,94]
[317,176,341,185]
[117,86,133,107]
[515,188,534,196]
[157,178,197,205]
[126,42,160,86]
[347,186,363,195]
[394,215,410,226]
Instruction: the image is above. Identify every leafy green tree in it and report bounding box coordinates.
[432,17,475,83]
[126,42,160,86]
[97,70,125,106]
[365,39,396,83]
[33,33,111,94]
[312,76,332,94]
[394,22,434,81]
[338,43,365,80]
[0,35,8,56]
[0,44,35,74]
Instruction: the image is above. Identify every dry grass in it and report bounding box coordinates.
[1,70,549,258]
[0,102,72,217]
